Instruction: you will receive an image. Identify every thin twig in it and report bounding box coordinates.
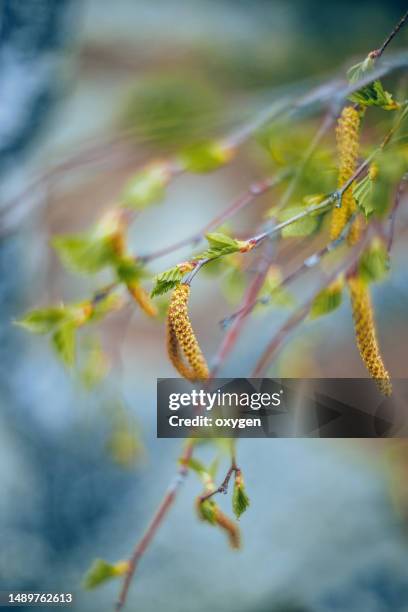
[210,240,275,377]
[115,441,194,611]
[369,10,408,60]
[199,462,238,503]
[113,20,408,611]
[221,213,358,328]
[141,170,289,262]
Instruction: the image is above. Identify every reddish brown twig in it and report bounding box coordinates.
[369,10,408,60]
[141,171,289,262]
[211,240,276,377]
[199,462,239,503]
[115,441,194,611]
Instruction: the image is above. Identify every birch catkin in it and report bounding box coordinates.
[127,283,158,318]
[331,106,390,395]
[167,283,209,381]
[331,105,362,244]
[348,276,392,396]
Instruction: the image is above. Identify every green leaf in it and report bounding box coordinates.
[353,175,375,217]
[232,482,250,519]
[83,559,129,590]
[115,257,145,284]
[79,338,109,389]
[222,267,247,304]
[310,281,343,319]
[87,293,123,323]
[206,232,239,250]
[52,234,117,275]
[121,165,168,209]
[208,456,220,480]
[347,56,375,84]
[195,232,245,260]
[349,79,399,110]
[197,499,218,525]
[350,81,399,110]
[179,140,232,173]
[358,240,389,284]
[151,266,184,298]
[15,307,67,334]
[259,268,295,309]
[52,323,76,367]
[185,457,209,476]
[107,426,143,468]
[280,206,319,238]
[347,55,399,110]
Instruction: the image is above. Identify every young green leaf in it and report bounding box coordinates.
[349,80,399,110]
[353,174,375,217]
[83,559,129,590]
[358,239,389,284]
[52,323,76,367]
[115,256,145,285]
[280,205,319,238]
[197,498,218,525]
[347,56,375,84]
[178,140,232,173]
[151,266,185,297]
[232,481,250,519]
[222,267,247,304]
[259,268,295,309]
[121,165,168,209]
[194,232,248,260]
[87,293,123,323]
[310,280,343,319]
[107,426,143,468]
[52,234,117,275]
[79,337,109,389]
[15,307,67,334]
[347,56,399,110]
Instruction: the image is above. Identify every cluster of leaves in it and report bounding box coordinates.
[16,293,122,367]
[120,74,222,148]
[347,57,400,110]
[188,455,250,546]
[151,232,253,297]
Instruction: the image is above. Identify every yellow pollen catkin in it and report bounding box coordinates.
[214,507,240,549]
[167,283,209,381]
[331,106,363,244]
[348,276,392,396]
[127,283,158,318]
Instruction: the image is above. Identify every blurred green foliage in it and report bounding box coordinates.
[121,74,222,148]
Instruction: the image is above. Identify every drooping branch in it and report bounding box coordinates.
[112,14,408,612]
[141,170,290,262]
[115,441,194,611]
[221,213,359,329]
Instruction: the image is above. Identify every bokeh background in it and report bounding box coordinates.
[1,1,408,611]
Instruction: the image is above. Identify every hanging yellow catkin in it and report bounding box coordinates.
[167,283,209,381]
[330,105,362,244]
[213,507,241,549]
[127,282,158,318]
[348,275,392,396]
